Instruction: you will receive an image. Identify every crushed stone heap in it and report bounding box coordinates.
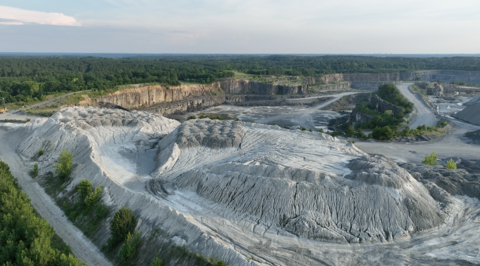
[150,119,447,243]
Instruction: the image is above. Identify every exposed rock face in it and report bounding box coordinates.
[216,79,308,95]
[310,82,351,92]
[151,119,446,244]
[79,84,222,110]
[319,71,480,85]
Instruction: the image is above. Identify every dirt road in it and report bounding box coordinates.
[397,83,437,128]
[0,126,112,266]
[357,83,480,163]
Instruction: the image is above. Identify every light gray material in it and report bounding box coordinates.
[397,83,438,128]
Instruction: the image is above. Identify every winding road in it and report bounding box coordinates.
[356,83,480,163]
[396,83,437,128]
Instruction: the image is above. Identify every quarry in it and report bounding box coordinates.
[2,70,480,266]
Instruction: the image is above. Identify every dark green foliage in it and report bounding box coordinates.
[377,84,414,114]
[108,206,137,249]
[38,148,44,156]
[437,120,448,128]
[84,187,102,207]
[0,160,85,265]
[152,257,163,266]
[78,179,93,199]
[372,126,395,140]
[30,162,39,178]
[1,55,480,104]
[119,231,142,265]
[187,115,196,120]
[55,150,73,179]
[77,179,103,207]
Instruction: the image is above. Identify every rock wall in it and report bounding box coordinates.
[310,82,351,92]
[319,70,480,87]
[79,80,310,111]
[215,80,308,95]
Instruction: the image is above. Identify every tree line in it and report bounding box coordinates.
[1,55,480,104]
[0,160,85,265]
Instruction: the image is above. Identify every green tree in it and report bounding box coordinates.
[55,150,73,179]
[108,206,137,248]
[372,126,394,140]
[119,231,142,265]
[30,162,39,178]
[422,152,439,165]
[78,179,93,200]
[0,160,85,265]
[85,187,102,206]
[152,257,163,266]
[445,159,457,170]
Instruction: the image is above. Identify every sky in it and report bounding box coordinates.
[0,0,479,54]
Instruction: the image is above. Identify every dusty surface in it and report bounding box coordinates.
[397,83,438,129]
[1,81,480,266]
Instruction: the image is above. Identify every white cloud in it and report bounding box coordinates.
[0,6,81,26]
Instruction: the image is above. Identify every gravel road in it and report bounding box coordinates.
[397,83,437,128]
[0,127,112,266]
[356,83,480,163]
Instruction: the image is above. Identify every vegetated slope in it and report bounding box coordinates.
[0,160,85,266]
[2,55,480,105]
[14,107,254,266]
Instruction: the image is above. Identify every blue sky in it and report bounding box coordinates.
[0,0,479,53]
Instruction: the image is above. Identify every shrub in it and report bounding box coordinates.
[445,159,457,170]
[38,149,44,156]
[422,152,439,165]
[372,126,394,140]
[119,231,141,265]
[30,162,39,178]
[108,206,137,248]
[84,187,102,207]
[78,179,93,200]
[55,150,73,179]
[187,115,196,120]
[152,257,163,266]
[437,120,448,128]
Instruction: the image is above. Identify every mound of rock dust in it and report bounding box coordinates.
[150,119,446,243]
[13,107,456,265]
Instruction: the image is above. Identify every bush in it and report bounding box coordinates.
[30,162,39,178]
[152,257,163,266]
[437,120,448,128]
[372,126,394,140]
[422,152,439,165]
[38,149,44,156]
[445,159,457,170]
[55,150,73,179]
[84,187,102,207]
[187,115,196,120]
[119,231,141,265]
[108,206,137,248]
[78,179,93,200]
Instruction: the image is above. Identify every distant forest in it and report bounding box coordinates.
[1,55,480,103]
